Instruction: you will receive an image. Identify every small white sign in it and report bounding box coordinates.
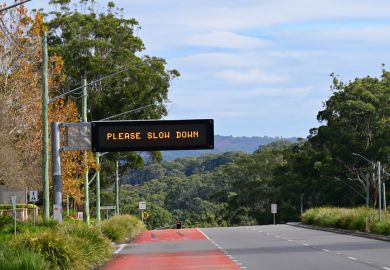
[101,206,116,210]
[77,212,83,220]
[29,190,38,202]
[53,204,62,222]
[11,196,16,211]
[139,201,146,210]
[271,204,277,214]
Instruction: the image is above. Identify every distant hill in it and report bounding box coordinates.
[161,135,297,160]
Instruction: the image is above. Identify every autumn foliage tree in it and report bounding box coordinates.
[0,3,95,206]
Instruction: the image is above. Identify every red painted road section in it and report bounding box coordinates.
[133,228,207,243]
[101,229,241,270]
[102,250,240,270]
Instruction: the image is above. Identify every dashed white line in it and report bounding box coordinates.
[288,240,293,242]
[196,228,211,240]
[322,249,330,252]
[348,257,357,261]
[303,243,309,246]
[382,267,390,270]
[114,243,127,254]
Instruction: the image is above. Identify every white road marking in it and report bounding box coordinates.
[288,240,293,242]
[322,249,330,252]
[303,243,309,246]
[196,228,211,240]
[114,243,127,254]
[382,267,390,270]
[348,257,357,261]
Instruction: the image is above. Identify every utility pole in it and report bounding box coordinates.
[115,160,119,215]
[42,32,50,221]
[300,193,304,216]
[82,79,90,225]
[96,153,101,222]
[378,161,382,221]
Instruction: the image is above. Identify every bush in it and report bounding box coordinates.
[302,207,390,235]
[99,214,145,242]
[59,221,112,269]
[0,204,38,209]
[20,231,76,269]
[0,243,48,270]
[372,221,390,235]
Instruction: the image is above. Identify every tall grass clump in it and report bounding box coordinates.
[0,242,48,270]
[60,221,112,269]
[302,207,387,233]
[99,214,145,242]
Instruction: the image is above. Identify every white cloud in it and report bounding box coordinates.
[170,52,277,69]
[281,26,390,44]
[216,69,290,84]
[185,31,270,49]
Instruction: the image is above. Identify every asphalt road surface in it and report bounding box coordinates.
[201,225,390,270]
[102,225,390,270]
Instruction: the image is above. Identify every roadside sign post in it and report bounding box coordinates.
[29,190,38,226]
[11,196,16,237]
[139,201,146,222]
[271,204,277,225]
[100,206,116,219]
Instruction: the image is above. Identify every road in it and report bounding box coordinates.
[102,225,390,270]
[203,225,390,270]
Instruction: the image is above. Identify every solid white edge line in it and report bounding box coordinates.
[114,243,127,254]
[196,228,211,241]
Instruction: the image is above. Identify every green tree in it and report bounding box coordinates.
[46,1,179,121]
[310,70,390,206]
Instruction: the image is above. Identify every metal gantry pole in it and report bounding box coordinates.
[115,160,119,215]
[96,153,101,222]
[378,161,382,221]
[82,79,90,225]
[52,122,63,223]
[384,181,387,212]
[41,32,50,221]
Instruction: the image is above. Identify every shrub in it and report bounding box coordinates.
[20,231,76,270]
[372,221,390,235]
[302,207,390,236]
[99,214,145,242]
[0,243,48,270]
[59,221,112,269]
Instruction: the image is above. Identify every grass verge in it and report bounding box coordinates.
[302,207,389,234]
[0,214,145,269]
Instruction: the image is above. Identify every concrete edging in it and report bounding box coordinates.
[287,222,390,242]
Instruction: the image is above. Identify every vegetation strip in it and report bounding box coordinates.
[0,215,145,270]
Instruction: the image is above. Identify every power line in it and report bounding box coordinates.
[0,0,32,13]
[49,64,141,103]
[97,103,156,121]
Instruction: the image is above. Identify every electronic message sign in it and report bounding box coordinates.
[91,119,214,152]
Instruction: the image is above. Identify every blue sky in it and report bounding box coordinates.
[25,0,390,137]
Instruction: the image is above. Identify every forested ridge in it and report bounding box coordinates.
[101,71,389,229]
